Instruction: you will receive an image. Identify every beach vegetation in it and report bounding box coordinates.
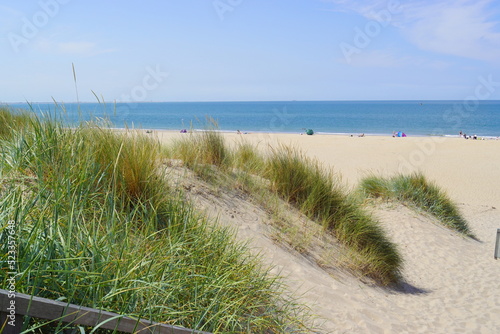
[360,173,475,238]
[0,111,311,333]
[233,140,266,174]
[264,146,402,284]
[0,107,34,140]
[172,117,231,169]
[172,130,402,285]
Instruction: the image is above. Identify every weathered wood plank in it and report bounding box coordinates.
[0,289,210,333]
[1,311,23,334]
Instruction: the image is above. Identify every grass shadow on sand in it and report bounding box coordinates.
[392,281,430,295]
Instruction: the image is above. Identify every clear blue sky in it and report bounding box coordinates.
[1,0,500,102]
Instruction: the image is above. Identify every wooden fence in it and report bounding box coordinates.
[0,289,210,334]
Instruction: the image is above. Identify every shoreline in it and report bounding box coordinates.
[5,102,500,138]
[125,127,500,140]
[150,130,500,209]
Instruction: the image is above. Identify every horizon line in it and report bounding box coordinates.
[3,99,500,104]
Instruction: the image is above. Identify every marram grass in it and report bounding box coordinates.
[0,107,34,140]
[0,112,311,333]
[232,140,265,174]
[265,146,402,285]
[170,132,402,285]
[172,118,231,170]
[360,173,475,238]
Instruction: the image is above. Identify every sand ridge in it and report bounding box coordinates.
[158,131,500,333]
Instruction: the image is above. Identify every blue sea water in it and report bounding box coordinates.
[4,100,500,137]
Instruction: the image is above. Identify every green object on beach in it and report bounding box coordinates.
[306,129,314,135]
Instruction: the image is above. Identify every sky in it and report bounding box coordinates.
[1,0,500,102]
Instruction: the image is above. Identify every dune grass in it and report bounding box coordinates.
[232,141,265,174]
[0,107,34,140]
[360,173,475,238]
[171,128,402,285]
[265,146,402,285]
[0,112,311,333]
[171,129,231,186]
[172,119,231,169]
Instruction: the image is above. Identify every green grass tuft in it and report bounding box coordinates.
[358,175,392,199]
[360,172,475,238]
[172,120,231,171]
[265,146,402,285]
[233,140,265,174]
[0,107,34,140]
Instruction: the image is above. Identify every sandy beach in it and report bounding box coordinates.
[157,130,500,333]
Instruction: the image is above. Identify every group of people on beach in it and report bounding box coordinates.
[392,131,407,137]
[459,131,477,140]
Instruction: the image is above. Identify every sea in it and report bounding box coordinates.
[4,100,500,137]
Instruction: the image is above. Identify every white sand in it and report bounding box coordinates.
[157,131,500,333]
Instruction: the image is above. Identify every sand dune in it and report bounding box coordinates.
[158,131,500,333]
